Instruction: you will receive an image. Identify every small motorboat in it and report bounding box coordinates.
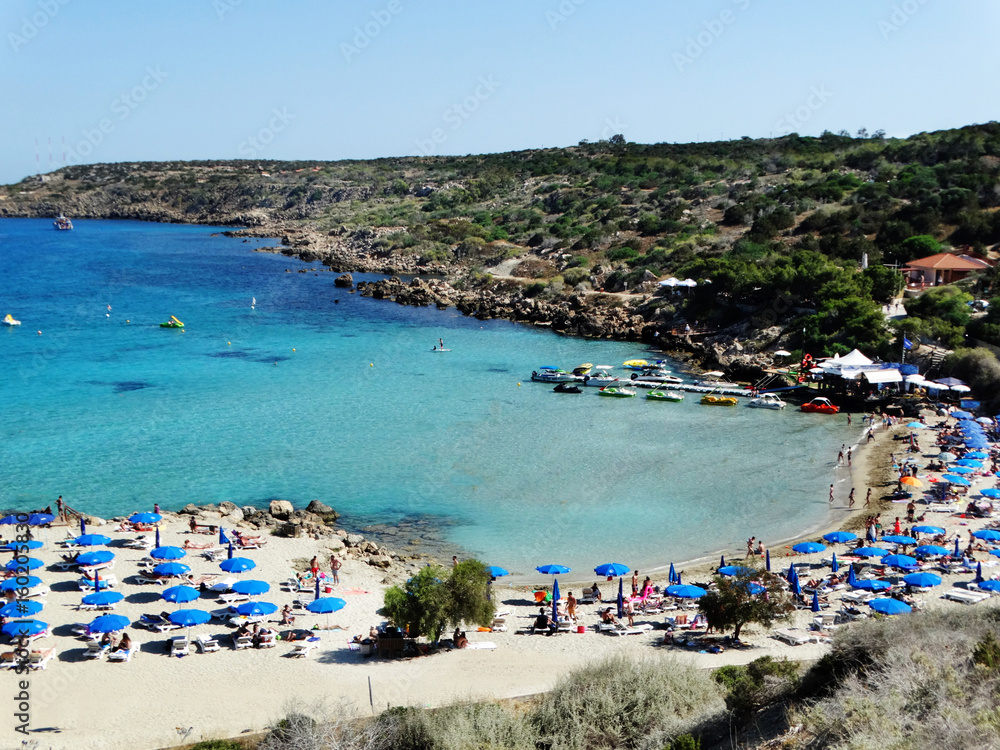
[647,390,684,402]
[598,386,635,398]
[747,393,786,410]
[701,392,738,406]
[53,214,73,230]
[531,366,581,383]
[801,397,839,414]
[571,363,594,376]
[159,315,184,329]
[582,366,619,387]
[2,314,21,327]
[553,383,582,394]
[631,370,683,385]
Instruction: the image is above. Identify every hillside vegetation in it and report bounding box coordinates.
[5,124,1000,357]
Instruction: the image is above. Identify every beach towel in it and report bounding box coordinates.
[338,587,371,595]
[466,642,496,650]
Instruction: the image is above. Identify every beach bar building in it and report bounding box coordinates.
[901,252,992,288]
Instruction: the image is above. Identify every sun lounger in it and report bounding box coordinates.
[78,574,119,589]
[206,577,236,593]
[0,652,18,669]
[195,634,220,653]
[774,628,821,646]
[202,548,226,562]
[812,613,841,631]
[490,617,507,632]
[290,637,320,657]
[258,632,277,648]
[83,642,109,660]
[233,634,253,650]
[465,641,496,649]
[123,537,152,550]
[597,622,653,636]
[27,648,56,670]
[170,636,190,657]
[216,592,250,606]
[52,559,80,572]
[943,589,991,604]
[134,574,168,586]
[106,647,135,663]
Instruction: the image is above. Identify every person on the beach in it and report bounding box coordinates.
[893,517,902,535]
[591,582,602,602]
[631,571,639,597]
[453,627,469,649]
[452,555,458,567]
[906,501,916,522]
[848,488,855,508]
[153,503,160,514]
[641,576,652,598]
[755,539,764,556]
[746,537,755,557]
[837,448,844,465]
[116,632,132,652]
[867,428,875,443]
[281,605,295,626]
[847,413,852,426]
[310,556,319,577]
[535,608,556,635]
[864,488,872,507]
[566,591,577,621]
[847,448,852,467]
[56,495,63,519]
[600,607,619,626]
[829,484,835,504]
[623,599,635,626]
[439,338,444,350]
[330,556,341,583]
[189,516,197,533]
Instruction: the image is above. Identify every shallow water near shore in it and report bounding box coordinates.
[0,219,854,576]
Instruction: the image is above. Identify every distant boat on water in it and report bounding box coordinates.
[2,314,21,326]
[251,296,256,309]
[53,215,73,230]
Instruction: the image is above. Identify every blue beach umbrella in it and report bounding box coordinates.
[153,562,191,577]
[553,578,563,624]
[955,537,962,557]
[966,451,990,459]
[27,514,54,526]
[956,459,984,468]
[831,553,839,573]
[668,562,677,583]
[486,566,509,578]
[616,578,623,619]
[854,547,889,558]
[853,578,891,591]
[991,549,1000,559]
[0,540,43,552]
[973,529,1000,541]
[966,441,990,449]
[978,580,1000,593]
[169,609,210,628]
[79,517,86,535]
[790,576,801,597]
[906,422,925,429]
[824,531,858,544]
[952,410,974,420]
[811,591,820,612]
[881,535,917,546]
[903,572,942,588]
[77,550,114,567]
[745,582,765,595]
[793,542,827,554]
[882,554,919,569]
[765,550,771,571]
[720,555,726,568]
[947,466,975,475]
[155,528,161,548]
[976,562,984,583]
[162,585,200,604]
[0,515,19,525]
[535,564,570,575]
[74,534,111,547]
[719,565,755,577]
[82,591,123,607]
[228,542,234,560]
[306,597,345,614]
[232,579,270,596]
[5,558,43,572]
[129,512,162,525]
[236,601,278,617]
[0,600,43,618]
[150,546,186,561]
[666,584,706,599]
[915,545,950,557]
[1,576,42,592]
[88,614,130,633]
[847,565,857,587]
[2,620,48,637]
[675,572,681,584]
[981,490,1000,500]
[942,475,971,486]
[913,525,946,535]
[220,557,255,574]
[314,576,320,601]
[594,563,630,578]
[868,598,911,615]
[219,527,229,545]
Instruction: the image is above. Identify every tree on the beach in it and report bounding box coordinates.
[382,560,494,642]
[698,566,792,640]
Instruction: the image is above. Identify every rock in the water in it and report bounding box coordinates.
[269,500,295,520]
[334,273,354,288]
[180,504,201,515]
[305,500,339,522]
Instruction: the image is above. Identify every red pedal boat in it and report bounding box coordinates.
[800,397,839,414]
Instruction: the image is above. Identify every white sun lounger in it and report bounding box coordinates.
[774,629,822,646]
[106,647,135,663]
[943,589,991,604]
[27,648,57,670]
[170,637,190,657]
[290,638,320,657]
[233,634,253,650]
[83,642,108,660]
[195,634,220,653]
[597,622,653,636]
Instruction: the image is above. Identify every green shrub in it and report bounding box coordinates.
[713,657,799,719]
[563,267,590,286]
[666,735,701,750]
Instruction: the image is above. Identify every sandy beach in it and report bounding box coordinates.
[4,408,1000,750]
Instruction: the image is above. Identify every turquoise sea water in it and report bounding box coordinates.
[0,219,854,576]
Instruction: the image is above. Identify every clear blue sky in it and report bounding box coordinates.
[3,0,999,184]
